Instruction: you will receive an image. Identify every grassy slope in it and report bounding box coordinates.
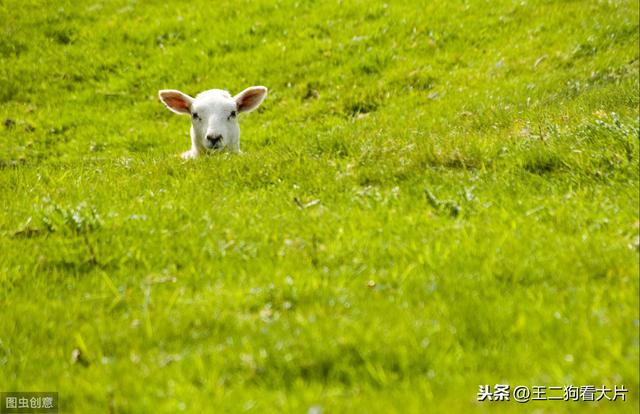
[0,0,638,412]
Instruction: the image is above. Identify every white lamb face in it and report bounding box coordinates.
[190,90,240,151]
[159,86,267,157]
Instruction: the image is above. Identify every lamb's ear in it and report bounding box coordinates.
[158,90,194,115]
[234,86,268,113]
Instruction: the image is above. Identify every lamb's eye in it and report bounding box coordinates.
[192,112,200,121]
[228,110,237,120]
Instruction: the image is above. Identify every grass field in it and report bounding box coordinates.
[0,0,639,412]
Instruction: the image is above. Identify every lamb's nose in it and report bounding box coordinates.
[206,134,222,144]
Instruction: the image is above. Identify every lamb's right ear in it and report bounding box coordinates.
[234,86,268,113]
[158,90,194,115]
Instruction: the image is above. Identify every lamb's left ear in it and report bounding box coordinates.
[158,90,194,115]
[234,86,268,113]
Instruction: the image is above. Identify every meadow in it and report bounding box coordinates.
[0,0,639,412]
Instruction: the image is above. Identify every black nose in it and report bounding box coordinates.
[206,134,222,144]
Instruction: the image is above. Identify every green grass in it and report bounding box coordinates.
[0,0,638,412]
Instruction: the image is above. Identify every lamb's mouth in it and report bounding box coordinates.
[205,136,224,150]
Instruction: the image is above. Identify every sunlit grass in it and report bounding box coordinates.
[0,0,638,412]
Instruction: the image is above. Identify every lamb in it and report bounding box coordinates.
[158,86,267,158]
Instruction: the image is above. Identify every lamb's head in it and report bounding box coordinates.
[159,86,267,156]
